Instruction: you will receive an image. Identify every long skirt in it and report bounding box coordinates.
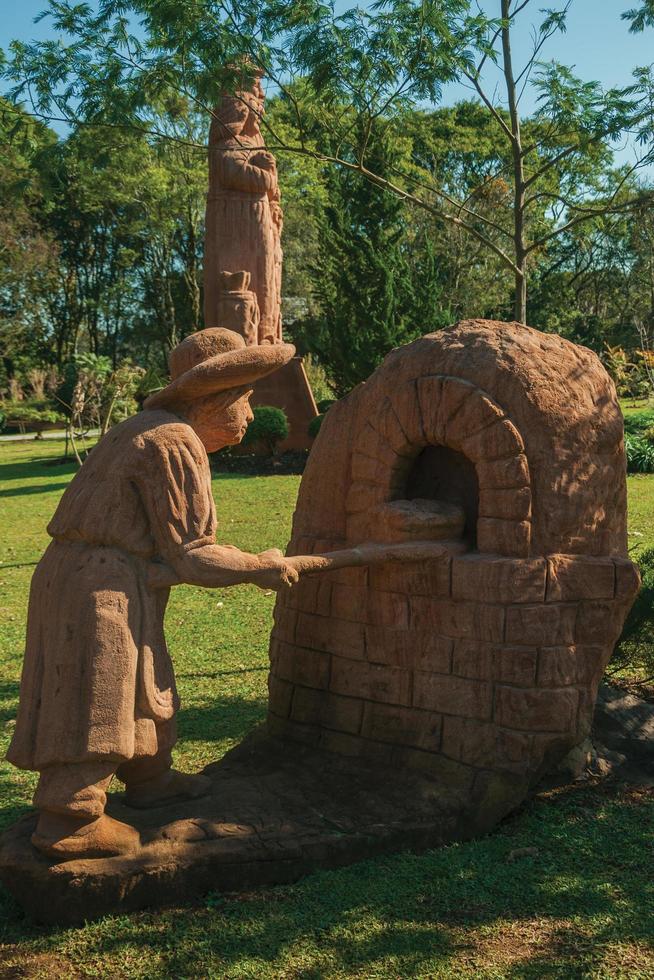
[7,540,179,771]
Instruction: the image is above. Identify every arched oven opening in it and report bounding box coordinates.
[404,445,480,548]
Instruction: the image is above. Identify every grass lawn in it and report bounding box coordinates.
[1,438,653,979]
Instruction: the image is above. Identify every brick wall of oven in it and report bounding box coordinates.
[267,543,639,783]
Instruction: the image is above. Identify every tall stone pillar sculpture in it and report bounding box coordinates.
[204,71,317,448]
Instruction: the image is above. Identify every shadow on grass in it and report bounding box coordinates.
[0,681,19,725]
[176,695,267,746]
[1,782,651,977]
[0,483,70,499]
[0,458,76,483]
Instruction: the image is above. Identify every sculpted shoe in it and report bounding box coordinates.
[31,813,141,860]
[123,769,211,809]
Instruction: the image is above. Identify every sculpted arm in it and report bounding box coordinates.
[164,544,297,592]
[220,149,277,194]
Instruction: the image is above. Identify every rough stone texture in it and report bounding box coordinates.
[0,729,528,925]
[268,320,639,797]
[203,73,317,449]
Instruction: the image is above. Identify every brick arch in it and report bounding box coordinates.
[345,376,532,556]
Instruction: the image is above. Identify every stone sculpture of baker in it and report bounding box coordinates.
[203,71,283,345]
[7,326,461,861]
[7,329,303,859]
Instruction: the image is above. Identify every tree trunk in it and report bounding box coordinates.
[501,0,528,323]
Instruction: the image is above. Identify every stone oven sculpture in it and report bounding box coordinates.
[268,319,640,801]
[0,319,640,924]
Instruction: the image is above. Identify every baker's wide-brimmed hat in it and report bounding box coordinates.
[144,328,295,411]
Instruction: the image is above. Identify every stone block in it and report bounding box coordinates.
[330,657,412,705]
[613,558,641,601]
[417,375,446,444]
[460,418,524,462]
[365,627,453,672]
[274,642,331,690]
[410,597,505,642]
[476,518,531,557]
[345,480,387,516]
[323,565,368,589]
[546,555,615,602]
[478,487,532,522]
[452,640,494,679]
[475,454,530,490]
[505,603,576,646]
[271,607,297,645]
[537,646,579,686]
[451,556,546,603]
[389,379,426,445]
[374,399,415,457]
[494,685,578,732]
[329,583,369,622]
[368,556,452,597]
[286,578,333,617]
[366,590,409,628]
[361,702,442,751]
[573,645,607,686]
[575,601,623,644]
[494,646,538,686]
[445,390,505,446]
[442,716,531,773]
[267,675,293,718]
[295,612,366,660]
[413,673,492,720]
[291,686,364,735]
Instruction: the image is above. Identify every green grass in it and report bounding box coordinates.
[1,439,653,979]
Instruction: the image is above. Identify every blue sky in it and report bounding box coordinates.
[2,0,652,149]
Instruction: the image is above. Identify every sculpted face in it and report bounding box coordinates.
[184,389,254,453]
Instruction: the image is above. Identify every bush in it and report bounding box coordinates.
[625,433,654,473]
[317,398,336,414]
[308,413,324,438]
[241,406,289,455]
[623,410,654,435]
[612,547,654,678]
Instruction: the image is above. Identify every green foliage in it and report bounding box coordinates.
[0,400,64,426]
[624,410,654,434]
[613,546,654,676]
[295,123,450,394]
[624,2,654,32]
[625,433,654,474]
[307,413,324,438]
[241,405,289,454]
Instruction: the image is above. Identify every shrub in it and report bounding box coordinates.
[241,406,289,455]
[308,414,324,438]
[623,410,654,435]
[612,548,654,678]
[317,398,336,413]
[625,433,654,473]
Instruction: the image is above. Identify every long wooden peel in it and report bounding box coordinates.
[284,540,466,576]
[147,539,466,590]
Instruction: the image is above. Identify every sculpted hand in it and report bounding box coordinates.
[255,549,299,591]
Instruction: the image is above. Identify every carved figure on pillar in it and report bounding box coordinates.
[204,72,283,344]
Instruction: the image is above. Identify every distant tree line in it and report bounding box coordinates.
[1,1,653,403]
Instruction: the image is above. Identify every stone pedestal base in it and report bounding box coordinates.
[249,356,318,452]
[0,729,527,925]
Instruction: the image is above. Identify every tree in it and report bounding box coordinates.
[294,122,450,394]
[0,100,58,390]
[3,1,653,323]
